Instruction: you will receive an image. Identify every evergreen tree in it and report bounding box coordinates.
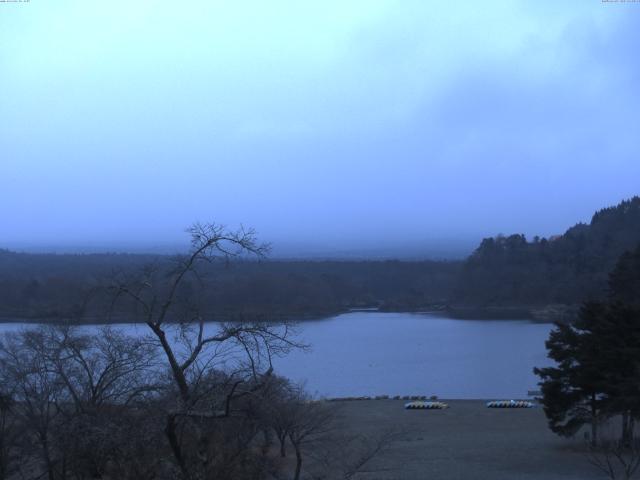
[609,244,640,308]
[534,302,610,446]
[535,246,640,445]
[597,303,640,445]
[602,250,640,444]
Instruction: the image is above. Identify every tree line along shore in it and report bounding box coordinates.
[1,196,638,324]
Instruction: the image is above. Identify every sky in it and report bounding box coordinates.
[1,0,639,258]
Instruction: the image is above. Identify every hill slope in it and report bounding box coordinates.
[454,196,640,310]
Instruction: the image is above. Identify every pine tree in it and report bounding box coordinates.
[608,244,640,307]
[534,302,610,446]
[535,245,640,445]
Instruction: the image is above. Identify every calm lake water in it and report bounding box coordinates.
[0,312,554,399]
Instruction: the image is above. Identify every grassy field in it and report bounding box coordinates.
[326,399,606,480]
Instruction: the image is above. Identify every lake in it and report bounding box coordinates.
[0,312,554,399]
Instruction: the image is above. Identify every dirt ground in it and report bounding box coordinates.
[327,399,607,480]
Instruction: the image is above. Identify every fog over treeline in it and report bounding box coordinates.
[2,196,639,324]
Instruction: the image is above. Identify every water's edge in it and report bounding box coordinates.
[0,304,567,325]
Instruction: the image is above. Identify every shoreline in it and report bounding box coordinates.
[0,304,570,325]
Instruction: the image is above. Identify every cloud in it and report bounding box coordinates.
[0,1,638,253]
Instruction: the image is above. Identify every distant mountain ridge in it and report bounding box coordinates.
[454,196,640,308]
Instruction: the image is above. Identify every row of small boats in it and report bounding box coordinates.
[405,401,449,409]
[486,400,534,408]
[404,399,535,410]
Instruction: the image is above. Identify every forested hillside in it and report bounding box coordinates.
[454,197,640,308]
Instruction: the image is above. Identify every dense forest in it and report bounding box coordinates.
[1,197,639,323]
[0,251,459,322]
[455,197,640,315]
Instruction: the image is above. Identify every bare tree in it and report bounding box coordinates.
[586,421,640,480]
[268,389,337,480]
[108,223,303,479]
[0,329,65,480]
[298,425,405,480]
[339,429,404,480]
[263,376,298,458]
[0,325,161,480]
[38,325,159,412]
[289,404,335,480]
[0,224,307,480]
[48,325,158,479]
[0,391,20,480]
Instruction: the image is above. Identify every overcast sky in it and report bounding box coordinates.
[1,1,639,257]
